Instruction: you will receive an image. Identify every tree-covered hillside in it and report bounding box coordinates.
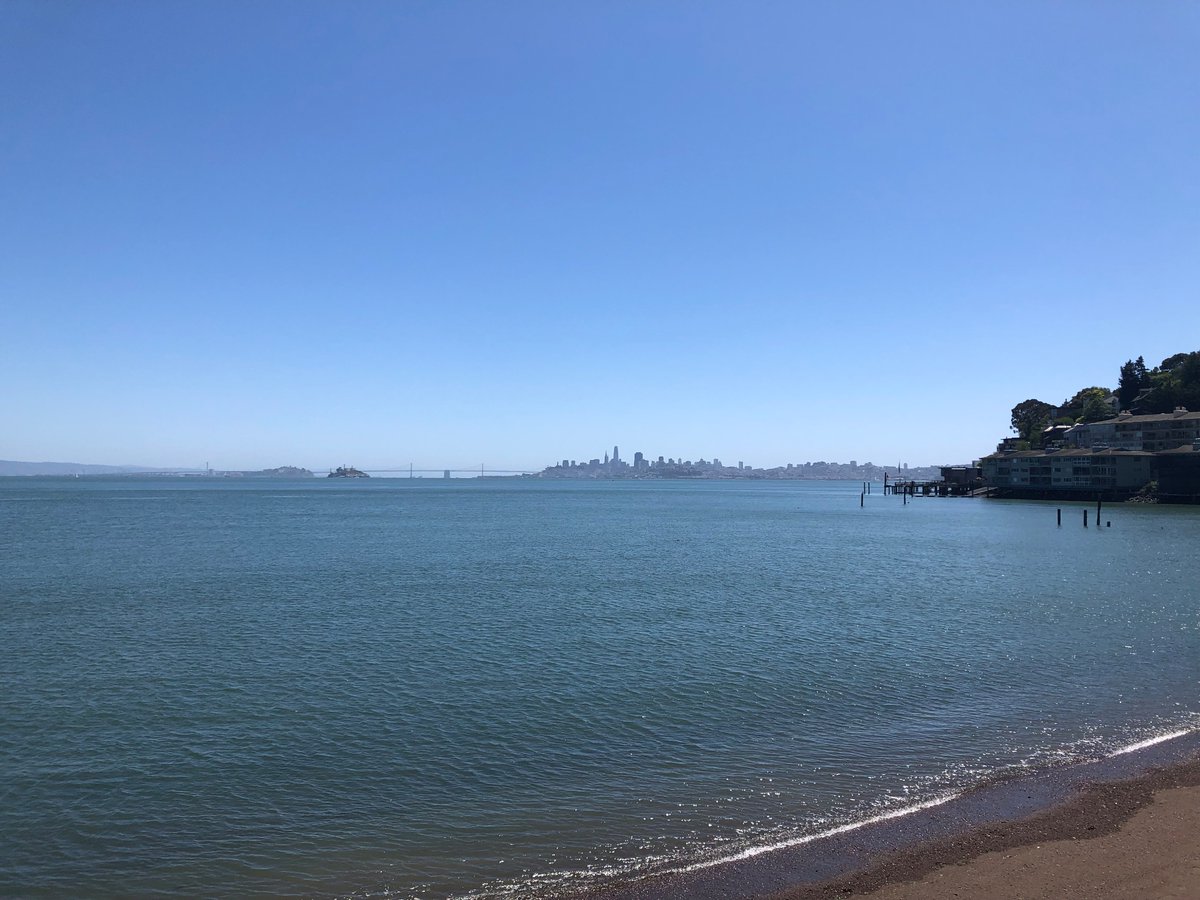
[1008,350,1200,447]
[1120,352,1200,414]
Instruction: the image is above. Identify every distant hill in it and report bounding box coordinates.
[0,460,181,476]
[0,465,321,480]
[0,460,316,477]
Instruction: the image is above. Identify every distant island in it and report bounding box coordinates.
[327,466,369,478]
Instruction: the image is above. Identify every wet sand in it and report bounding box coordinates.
[593,730,1200,900]
[776,755,1200,900]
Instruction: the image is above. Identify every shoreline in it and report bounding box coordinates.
[587,728,1200,900]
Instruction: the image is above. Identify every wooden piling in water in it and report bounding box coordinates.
[1084,509,1088,528]
[1057,508,1061,526]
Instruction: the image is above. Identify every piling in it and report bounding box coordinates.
[860,491,864,508]
[1057,508,1061,526]
[1084,509,1088,528]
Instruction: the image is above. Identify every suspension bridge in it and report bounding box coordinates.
[348,465,541,476]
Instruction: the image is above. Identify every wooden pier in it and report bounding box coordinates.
[882,479,983,497]
[881,466,985,498]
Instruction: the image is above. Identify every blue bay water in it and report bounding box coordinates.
[1,478,1198,897]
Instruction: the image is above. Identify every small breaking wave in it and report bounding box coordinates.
[669,791,959,872]
[1109,727,1194,757]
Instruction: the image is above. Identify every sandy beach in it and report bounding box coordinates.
[593,733,1200,900]
[779,755,1200,900]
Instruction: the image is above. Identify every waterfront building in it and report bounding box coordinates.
[1064,408,1200,452]
[1157,441,1200,498]
[940,465,982,488]
[981,448,1154,493]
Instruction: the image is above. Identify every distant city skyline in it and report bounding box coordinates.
[535,447,934,481]
[3,3,1197,470]
[0,443,944,479]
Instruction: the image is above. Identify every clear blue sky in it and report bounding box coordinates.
[3,1,1198,471]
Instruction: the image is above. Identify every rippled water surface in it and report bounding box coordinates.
[2,478,1198,897]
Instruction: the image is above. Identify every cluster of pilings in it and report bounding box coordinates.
[1058,496,1111,528]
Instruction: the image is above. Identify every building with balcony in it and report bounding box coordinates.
[1064,407,1200,452]
[980,448,1155,496]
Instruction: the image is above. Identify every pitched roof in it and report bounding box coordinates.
[982,448,1155,460]
[1088,409,1200,426]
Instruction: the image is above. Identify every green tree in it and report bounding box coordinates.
[1141,351,1200,413]
[1010,399,1055,447]
[1117,359,1143,410]
[1160,352,1192,373]
[1079,393,1114,422]
[1172,352,1200,387]
[1059,385,1111,421]
[1133,355,1150,386]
